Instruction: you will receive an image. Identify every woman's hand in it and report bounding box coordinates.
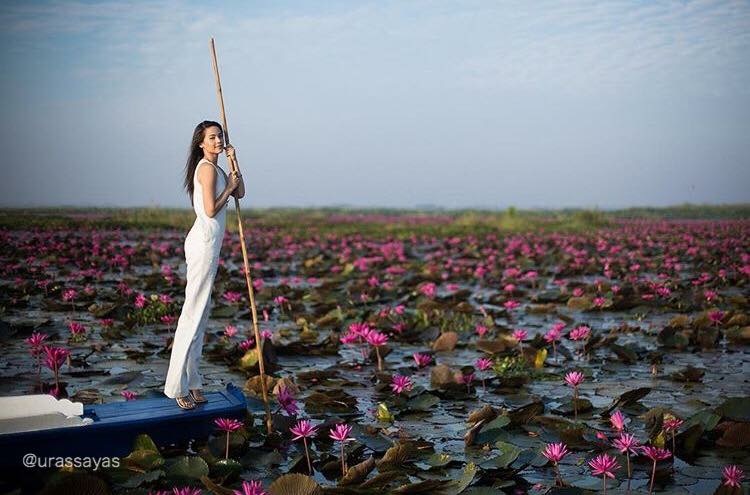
[225,144,237,163]
[227,170,241,192]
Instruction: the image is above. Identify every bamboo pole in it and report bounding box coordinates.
[209,37,273,435]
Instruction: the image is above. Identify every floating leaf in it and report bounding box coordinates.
[432,331,459,352]
[404,393,440,412]
[165,455,210,481]
[716,397,750,422]
[268,473,321,495]
[377,442,418,472]
[474,415,511,445]
[534,348,547,369]
[377,402,394,423]
[442,461,477,495]
[467,405,498,425]
[339,456,375,486]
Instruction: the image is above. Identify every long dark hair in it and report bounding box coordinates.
[184,120,224,206]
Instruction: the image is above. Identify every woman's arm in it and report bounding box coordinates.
[198,164,233,218]
[225,145,245,199]
[231,173,245,199]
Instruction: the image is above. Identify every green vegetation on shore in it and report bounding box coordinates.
[1,203,748,237]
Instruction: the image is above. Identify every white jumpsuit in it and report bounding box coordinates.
[164,158,228,399]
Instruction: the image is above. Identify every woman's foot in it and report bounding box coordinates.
[176,395,196,410]
[189,389,208,403]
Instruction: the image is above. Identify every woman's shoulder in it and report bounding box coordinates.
[196,159,218,183]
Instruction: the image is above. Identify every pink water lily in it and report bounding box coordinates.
[329,423,353,476]
[413,352,432,368]
[232,480,266,495]
[365,330,388,371]
[722,465,743,488]
[588,453,620,494]
[609,410,626,432]
[564,371,584,420]
[290,419,318,474]
[613,432,640,481]
[663,416,684,453]
[390,374,413,394]
[214,417,243,460]
[277,386,298,416]
[641,446,672,494]
[542,442,569,486]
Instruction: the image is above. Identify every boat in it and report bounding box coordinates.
[0,383,248,468]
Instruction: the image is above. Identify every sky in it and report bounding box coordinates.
[0,0,748,210]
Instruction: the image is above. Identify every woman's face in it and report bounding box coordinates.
[200,125,224,154]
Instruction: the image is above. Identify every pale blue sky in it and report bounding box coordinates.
[1,0,748,209]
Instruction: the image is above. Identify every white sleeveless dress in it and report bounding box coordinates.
[164,158,228,399]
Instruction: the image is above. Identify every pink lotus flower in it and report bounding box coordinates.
[161,315,176,325]
[214,417,243,433]
[564,371,584,421]
[25,332,48,355]
[569,325,591,341]
[171,488,202,495]
[588,453,620,493]
[458,372,475,392]
[542,442,569,463]
[541,441,569,487]
[722,465,743,488]
[329,423,353,476]
[610,410,626,431]
[261,329,273,340]
[239,338,255,352]
[419,282,437,298]
[134,293,147,308]
[544,328,561,343]
[366,330,388,371]
[564,371,584,387]
[233,480,266,495]
[290,420,317,474]
[512,329,527,342]
[223,291,243,304]
[100,318,114,327]
[273,295,289,305]
[503,299,520,310]
[329,423,353,442]
[475,357,493,371]
[475,324,488,337]
[641,446,672,494]
[613,432,640,480]
[62,288,77,302]
[708,309,724,326]
[158,293,172,304]
[277,386,298,416]
[413,352,432,368]
[390,374,413,394]
[215,417,243,460]
[290,419,317,440]
[121,390,137,401]
[703,289,717,302]
[224,325,238,338]
[663,416,684,453]
[572,287,584,297]
[68,321,86,336]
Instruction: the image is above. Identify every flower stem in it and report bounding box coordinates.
[225,432,230,460]
[340,443,346,478]
[602,474,607,495]
[649,459,656,494]
[375,346,383,371]
[303,437,312,475]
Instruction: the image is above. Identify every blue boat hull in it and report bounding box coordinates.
[0,383,248,468]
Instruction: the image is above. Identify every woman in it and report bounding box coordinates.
[164,120,244,409]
